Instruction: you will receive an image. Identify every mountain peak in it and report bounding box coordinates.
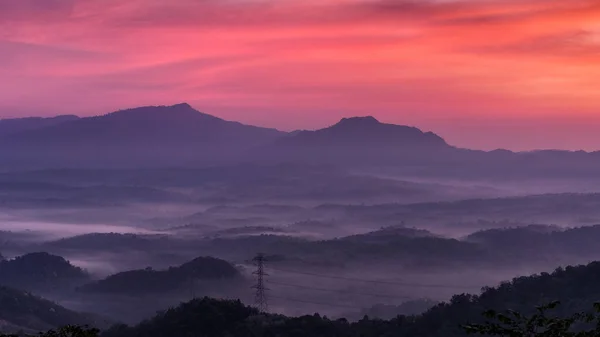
[276,115,449,150]
[337,116,380,125]
[340,116,379,124]
[170,102,193,109]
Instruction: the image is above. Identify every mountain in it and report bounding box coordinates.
[78,257,240,295]
[101,261,600,337]
[0,286,101,333]
[0,252,90,293]
[465,224,600,259]
[0,115,79,137]
[4,103,282,146]
[277,116,448,149]
[0,103,284,168]
[2,105,600,180]
[249,116,455,168]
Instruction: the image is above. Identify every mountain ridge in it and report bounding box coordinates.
[276,115,449,149]
[3,103,283,146]
[0,115,80,137]
[2,103,600,177]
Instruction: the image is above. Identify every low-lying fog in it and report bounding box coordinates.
[2,168,600,324]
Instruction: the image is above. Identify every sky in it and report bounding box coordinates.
[0,0,599,151]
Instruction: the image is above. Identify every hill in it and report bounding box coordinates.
[340,225,437,244]
[0,252,89,292]
[0,286,100,333]
[101,261,600,337]
[42,233,179,252]
[79,257,240,295]
[464,224,600,260]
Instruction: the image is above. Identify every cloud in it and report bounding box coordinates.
[0,0,75,21]
[1,0,600,150]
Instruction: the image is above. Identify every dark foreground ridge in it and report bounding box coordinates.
[3,259,600,335]
[96,260,600,337]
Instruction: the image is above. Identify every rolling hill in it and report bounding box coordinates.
[101,261,600,337]
[79,257,240,295]
[0,286,101,333]
[0,253,89,293]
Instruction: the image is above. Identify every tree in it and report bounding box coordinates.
[463,301,600,337]
[0,325,99,337]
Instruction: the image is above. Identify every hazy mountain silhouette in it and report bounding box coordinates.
[0,286,101,333]
[0,252,89,293]
[2,104,600,179]
[0,115,79,137]
[4,103,282,146]
[0,103,284,168]
[79,256,239,295]
[251,116,454,167]
[277,116,448,149]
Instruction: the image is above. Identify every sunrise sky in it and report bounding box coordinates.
[1,0,599,150]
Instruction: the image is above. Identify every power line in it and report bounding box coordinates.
[269,280,412,300]
[269,295,358,310]
[268,267,480,289]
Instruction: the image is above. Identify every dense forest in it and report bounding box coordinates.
[0,253,89,293]
[94,260,600,337]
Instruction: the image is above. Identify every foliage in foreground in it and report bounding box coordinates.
[463,301,600,337]
[0,325,99,337]
[6,301,600,337]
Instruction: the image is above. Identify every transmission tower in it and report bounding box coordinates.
[251,253,269,313]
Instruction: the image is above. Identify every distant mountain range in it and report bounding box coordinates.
[1,103,599,179]
[0,115,79,137]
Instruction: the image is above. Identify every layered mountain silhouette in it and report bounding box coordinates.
[255,116,454,167]
[4,103,282,146]
[79,256,239,295]
[1,103,600,179]
[0,103,283,168]
[277,116,448,149]
[0,252,89,293]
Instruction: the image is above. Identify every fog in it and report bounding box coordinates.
[0,163,600,326]
[0,216,159,241]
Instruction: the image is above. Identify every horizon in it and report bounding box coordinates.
[1,102,598,153]
[1,0,600,151]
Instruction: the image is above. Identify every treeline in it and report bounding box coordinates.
[5,262,600,337]
[98,261,600,337]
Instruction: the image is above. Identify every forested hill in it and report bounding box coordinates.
[0,286,101,334]
[100,261,600,337]
[79,256,240,295]
[0,252,89,292]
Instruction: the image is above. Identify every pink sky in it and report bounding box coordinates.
[1,0,599,151]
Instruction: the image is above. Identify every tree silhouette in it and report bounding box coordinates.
[463,301,600,337]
